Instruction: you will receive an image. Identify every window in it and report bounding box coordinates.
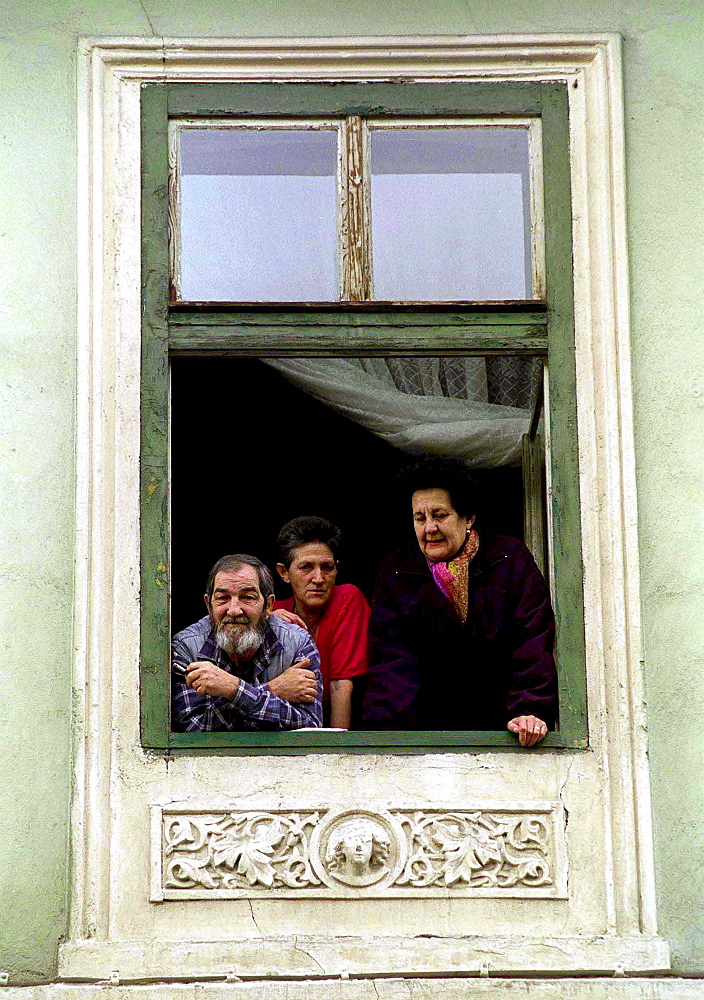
[140,81,587,752]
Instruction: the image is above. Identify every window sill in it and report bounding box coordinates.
[153,729,588,754]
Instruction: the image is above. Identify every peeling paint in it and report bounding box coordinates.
[146,474,160,501]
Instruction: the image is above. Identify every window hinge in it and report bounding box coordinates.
[613,963,627,978]
[0,972,9,987]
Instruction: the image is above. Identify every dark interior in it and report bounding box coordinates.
[170,357,525,634]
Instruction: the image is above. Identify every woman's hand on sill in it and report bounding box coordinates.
[507,715,548,747]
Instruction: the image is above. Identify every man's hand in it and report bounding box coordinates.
[271,608,308,630]
[186,660,240,699]
[267,659,318,703]
[507,715,548,747]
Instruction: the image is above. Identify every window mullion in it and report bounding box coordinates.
[528,118,546,300]
[340,115,372,301]
[167,122,181,303]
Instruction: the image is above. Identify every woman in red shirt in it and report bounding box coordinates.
[273,516,369,729]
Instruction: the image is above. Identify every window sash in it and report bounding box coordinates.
[169,115,544,304]
[140,80,587,751]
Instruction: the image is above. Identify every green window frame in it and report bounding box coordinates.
[140,81,587,754]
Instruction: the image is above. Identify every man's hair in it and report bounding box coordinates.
[397,456,479,520]
[205,554,275,603]
[277,516,342,569]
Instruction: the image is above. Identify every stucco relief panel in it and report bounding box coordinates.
[151,803,567,900]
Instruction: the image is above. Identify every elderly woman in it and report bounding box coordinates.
[362,457,557,746]
[273,516,369,729]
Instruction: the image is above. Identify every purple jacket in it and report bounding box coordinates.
[363,534,558,731]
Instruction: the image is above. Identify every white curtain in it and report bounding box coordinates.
[265,357,540,468]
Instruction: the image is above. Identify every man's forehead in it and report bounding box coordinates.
[213,565,261,593]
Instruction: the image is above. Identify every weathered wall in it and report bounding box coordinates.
[621,18,704,973]
[1,0,701,983]
[1,27,81,984]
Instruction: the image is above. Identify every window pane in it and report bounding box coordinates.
[370,127,532,301]
[179,129,339,301]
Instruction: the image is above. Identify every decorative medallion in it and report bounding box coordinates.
[310,809,406,888]
[151,803,566,901]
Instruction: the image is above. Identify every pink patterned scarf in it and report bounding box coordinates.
[428,528,480,623]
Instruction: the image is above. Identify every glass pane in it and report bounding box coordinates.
[179,128,339,301]
[370,127,532,301]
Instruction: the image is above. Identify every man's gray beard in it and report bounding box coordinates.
[215,619,266,658]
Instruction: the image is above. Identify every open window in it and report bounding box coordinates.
[140,81,587,752]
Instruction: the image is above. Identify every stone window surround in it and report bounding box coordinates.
[68,34,668,980]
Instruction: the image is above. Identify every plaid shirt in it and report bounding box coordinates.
[172,615,323,731]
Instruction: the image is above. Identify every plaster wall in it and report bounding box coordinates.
[0,0,701,984]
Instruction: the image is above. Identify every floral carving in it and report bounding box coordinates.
[164,812,321,891]
[156,806,561,899]
[396,812,552,889]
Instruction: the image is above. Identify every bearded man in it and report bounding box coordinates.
[171,553,322,731]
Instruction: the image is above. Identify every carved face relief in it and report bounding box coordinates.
[340,826,373,867]
[324,818,391,886]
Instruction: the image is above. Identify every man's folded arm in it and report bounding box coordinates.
[171,633,324,732]
[171,651,234,732]
[239,632,323,730]
[232,674,322,729]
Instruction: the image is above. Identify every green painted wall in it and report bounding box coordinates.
[1,0,701,983]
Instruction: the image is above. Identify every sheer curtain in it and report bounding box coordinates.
[265,357,541,468]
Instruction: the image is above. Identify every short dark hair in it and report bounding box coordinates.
[205,554,275,603]
[398,456,479,520]
[277,516,341,569]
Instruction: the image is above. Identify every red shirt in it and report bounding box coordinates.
[273,584,370,700]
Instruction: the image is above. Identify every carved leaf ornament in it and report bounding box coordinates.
[400,812,551,888]
[432,815,505,885]
[164,812,322,892]
[159,807,559,898]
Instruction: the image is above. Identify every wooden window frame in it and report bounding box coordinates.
[140,80,587,753]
